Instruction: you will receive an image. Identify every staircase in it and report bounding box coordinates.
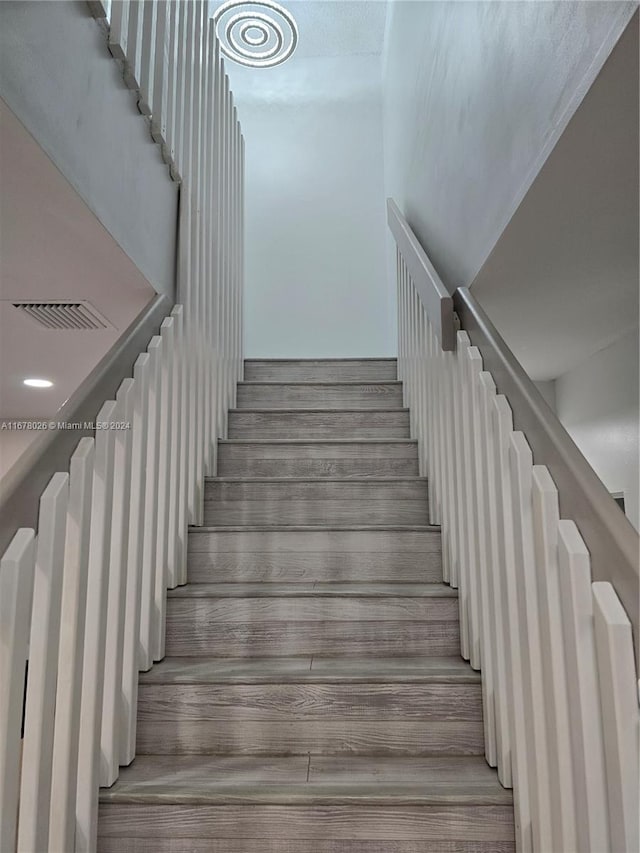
[97,359,515,852]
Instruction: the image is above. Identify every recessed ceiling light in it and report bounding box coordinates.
[23,378,53,388]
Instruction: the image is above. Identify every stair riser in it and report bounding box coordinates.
[205,481,427,501]
[202,501,426,526]
[165,615,460,659]
[99,839,515,853]
[135,719,483,756]
[137,683,483,723]
[167,597,458,622]
[99,805,514,842]
[217,443,419,477]
[228,410,410,439]
[187,529,442,583]
[188,551,443,583]
[237,383,403,409]
[136,719,484,757]
[204,481,428,528]
[244,360,398,381]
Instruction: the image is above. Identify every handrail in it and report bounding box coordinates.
[387,199,456,351]
[455,286,639,658]
[391,197,639,852]
[388,198,639,658]
[0,293,172,555]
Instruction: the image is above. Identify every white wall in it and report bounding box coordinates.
[240,76,391,357]
[555,328,639,531]
[383,0,636,293]
[227,0,392,358]
[0,0,178,297]
[534,380,557,413]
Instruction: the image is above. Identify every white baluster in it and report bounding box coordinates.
[478,372,512,787]
[138,0,157,115]
[432,323,444,524]
[425,319,436,518]
[416,307,426,482]
[139,337,162,670]
[168,306,185,587]
[192,0,205,525]
[174,305,190,586]
[452,331,471,661]
[101,379,135,786]
[162,0,178,168]
[49,438,95,852]
[203,23,216,475]
[223,72,231,422]
[150,0,169,145]
[87,0,111,20]
[531,465,577,851]
[18,472,69,853]
[509,431,553,851]
[592,581,640,853]
[153,317,175,660]
[435,339,450,572]
[557,520,610,853]
[108,0,130,60]
[492,395,531,853]
[443,347,458,587]
[0,528,36,853]
[467,355,496,769]
[237,124,245,389]
[396,251,403,382]
[123,0,143,90]
[240,132,245,386]
[75,399,118,853]
[400,258,407,385]
[459,347,480,669]
[120,353,150,765]
[230,107,239,405]
[406,283,415,424]
[170,0,187,177]
[212,50,222,441]
[179,0,195,520]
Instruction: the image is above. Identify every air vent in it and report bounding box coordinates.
[11,301,111,330]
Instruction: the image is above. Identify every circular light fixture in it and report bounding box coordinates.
[213,1,298,68]
[23,378,53,388]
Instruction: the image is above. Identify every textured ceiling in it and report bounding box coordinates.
[211,0,388,59]
[281,0,388,58]
[214,0,389,101]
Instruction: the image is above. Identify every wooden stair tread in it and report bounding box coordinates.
[206,476,427,482]
[168,583,456,599]
[140,656,480,684]
[189,525,441,532]
[98,357,514,848]
[100,756,511,805]
[244,358,397,363]
[218,438,417,444]
[237,381,403,387]
[244,358,397,362]
[229,407,409,413]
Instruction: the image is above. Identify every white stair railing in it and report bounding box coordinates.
[390,198,639,853]
[0,3,244,851]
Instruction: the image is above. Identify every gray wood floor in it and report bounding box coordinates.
[98,358,514,852]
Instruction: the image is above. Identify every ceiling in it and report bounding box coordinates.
[471,14,639,381]
[0,100,156,425]
[214,0,389,102]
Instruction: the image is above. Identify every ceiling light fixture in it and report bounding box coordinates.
[23,378,53,388]
[213,1,298,68]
